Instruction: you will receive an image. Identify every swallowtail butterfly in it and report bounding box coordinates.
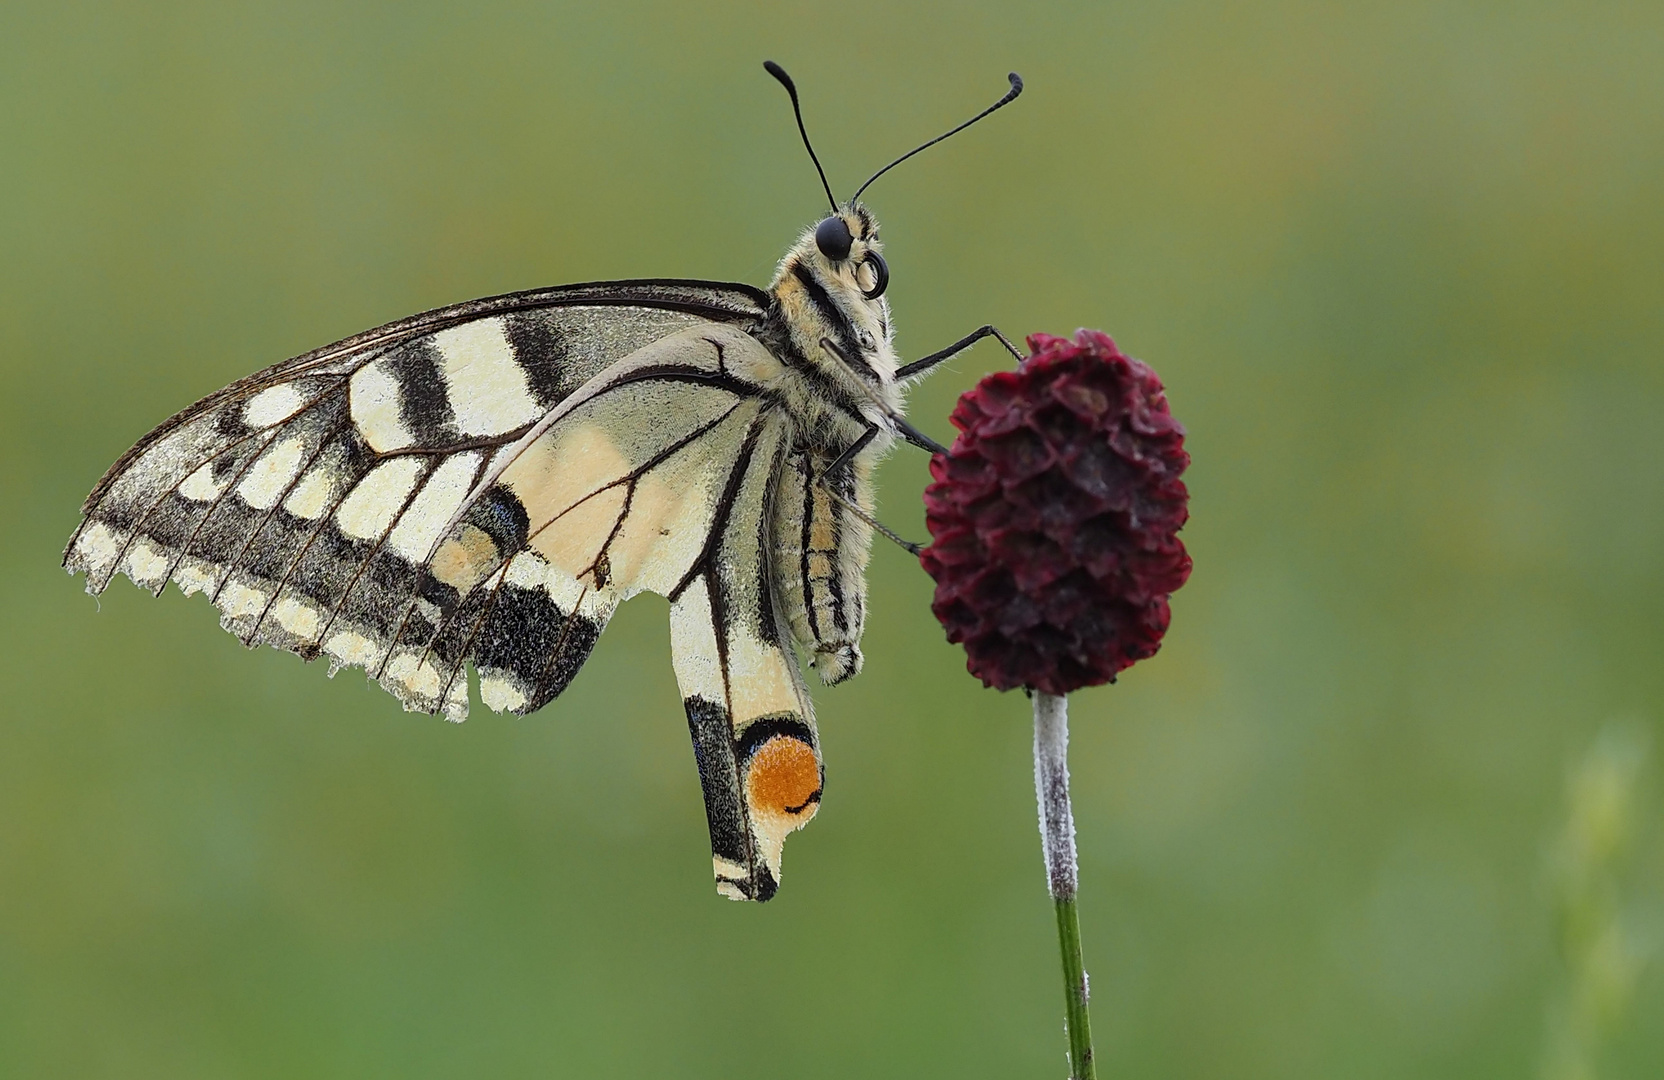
[64,63,1023,901]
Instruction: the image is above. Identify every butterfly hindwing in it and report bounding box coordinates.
[665,403,824,901]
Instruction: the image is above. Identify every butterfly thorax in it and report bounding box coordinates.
[750,203,902,689]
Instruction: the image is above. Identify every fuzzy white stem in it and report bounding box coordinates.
[1033,691,1078,901]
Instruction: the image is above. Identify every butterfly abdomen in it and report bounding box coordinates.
[772,448,873,685]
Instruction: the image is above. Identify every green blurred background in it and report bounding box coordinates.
[3,2,1660,1076]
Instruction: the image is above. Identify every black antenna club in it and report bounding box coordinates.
[763,61,839,214]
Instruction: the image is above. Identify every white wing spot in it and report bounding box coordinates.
[480,675,527,713]
[179,462,228,502]
[219,580,268,619]
[386,652,442,698]
[435,319,541,436]
[73,522,122,574]
[504,550,549,590]
[349,360,414,452]
[505,551,585,610]
[388,452,480,562]
[284,465,338,520]
[336,458,424,540]
[713,856,749,902]
[441,685,468,723]
[244,383,306,427]
[125,540,170,586]
[546,567,587,611]
[324,630,378,668]
[237,437,307,510]
[273,596,322,638]
[172,559,217,597]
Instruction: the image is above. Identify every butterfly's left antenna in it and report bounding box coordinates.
[764,61,839,214]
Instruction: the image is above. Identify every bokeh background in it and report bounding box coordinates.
[3,2,1661,1077]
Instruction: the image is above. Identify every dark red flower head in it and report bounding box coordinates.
[920,329,1191,695]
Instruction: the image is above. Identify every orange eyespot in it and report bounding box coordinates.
[744,735,822,817]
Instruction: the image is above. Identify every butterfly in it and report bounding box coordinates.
[62,62,1023,902]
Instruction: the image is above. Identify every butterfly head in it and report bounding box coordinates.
[811,204,888,301]
[768,206,896,390]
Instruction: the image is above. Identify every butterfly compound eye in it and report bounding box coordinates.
[814,216,853,261]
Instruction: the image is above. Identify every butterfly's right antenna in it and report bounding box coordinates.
[764,61,839,214]
[853,72,1023,201]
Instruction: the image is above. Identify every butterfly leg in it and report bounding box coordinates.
[818,423,924,556]
[823,421,877,476]
[889,326,1019,456]
[824,486,921,556]
[893,417,948,455]
[894,324,1024,380]
[816,336,946,456]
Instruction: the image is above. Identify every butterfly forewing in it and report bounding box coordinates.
[64,281,770,724]
[66,188,925,906]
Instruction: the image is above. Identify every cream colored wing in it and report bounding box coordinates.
[64,286,826,902]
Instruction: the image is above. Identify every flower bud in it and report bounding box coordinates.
[920,330,1191,694]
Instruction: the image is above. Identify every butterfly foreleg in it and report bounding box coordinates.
[894,323,1024,380]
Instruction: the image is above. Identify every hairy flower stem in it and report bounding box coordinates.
[1034,690,1095,1079]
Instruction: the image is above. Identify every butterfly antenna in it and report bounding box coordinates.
[764,60,839,214]
[852,72,1023,202]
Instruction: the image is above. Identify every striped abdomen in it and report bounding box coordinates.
[773,447,873,685]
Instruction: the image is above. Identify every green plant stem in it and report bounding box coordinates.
[1055,896,1093,1078]
[1034,690,1095,1079]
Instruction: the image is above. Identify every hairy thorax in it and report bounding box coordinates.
[755,203,906,685]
